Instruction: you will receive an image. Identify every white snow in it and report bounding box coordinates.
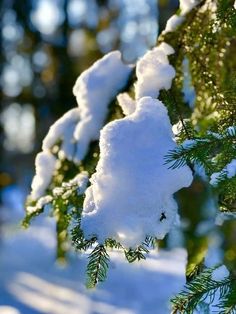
[0,307,20,314]
[158,42,175,55]
[215,211,236,226]
[234,0,236,9]
[72,51,132,162]
[30,109,80,202]
[135,45,176,99]
[211,265,229,282]
[172,120,183,137]
[81,97,193,248]
[227,159,236,178]
[227,126,236,136]
[42,108,80,161]
[163,15,185,34]
[30,51,132,201]
[162,0,199,35]
[26,195,53,214]
[51,172,89,200]
[30,152,57,201]
[181,139,197,148]
[62,172,89,191]
[210,159,236,186]
[0,217,187,314]
[117,93,136,116]
[180,0,199,15]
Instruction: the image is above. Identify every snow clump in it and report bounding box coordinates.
[31,152,57,200]
[212,265,229,282]
[210,159,236,186]
[81,97,193,248]
[30,51,132,201]
[135,43,175,99]
[73,51,133,162]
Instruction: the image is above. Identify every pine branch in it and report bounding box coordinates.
[124,236,156,263]
[171,267,234,314]
[104,238,124,250]
[165,127,235,172]
[86,245,110,288]
[165,138,214,171]
[125,245,149,263]
[71,223,97,251]
[218,281,236,314]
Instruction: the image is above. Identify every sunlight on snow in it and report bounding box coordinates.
[0,306,20,314]
[8,273,134,314]
[0,217,187,314]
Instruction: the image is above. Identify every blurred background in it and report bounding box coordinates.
[2,1,226,314]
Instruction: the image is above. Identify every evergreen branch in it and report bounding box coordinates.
[161,89,192,140]
[86,245,110,288]
[218,281,236,314]
[22,207,44,228]
[125,245,149,263]
[165,128,235,172]
[71,223,83,248]
[143,235,158,249]
[71,223,97,251]
[124,237,154,263]
[171,267,233,314]
[105,238,124,250]
[164,139,213,171]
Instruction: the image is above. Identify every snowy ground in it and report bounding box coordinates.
[0,187,187,314]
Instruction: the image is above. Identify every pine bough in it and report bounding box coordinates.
[24,0,236,312]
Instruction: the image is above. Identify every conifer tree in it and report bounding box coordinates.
[23,0,236,312]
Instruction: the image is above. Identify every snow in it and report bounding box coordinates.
[227,159,236,178]
[135,45,176,99]
[181,139,197,148]
[227,126,236,136]
[215,211,236,226]
[72,51,132,162]
[29,171,88,213]
[207,131,222,139]
[81,97,193,248]
[30,51,132,202]
[234,0,236,10]
[172,120,183,137]
[163,15,185,34]
[0,307,20,314]
[61,172,88,191]
[210,159,236,186]
[211,265,229,282]
[30,152,57,201]
[0,217,187,314]
[180,0,199,15]
[158,42,175,55]
[181,138,209,149]
[117,93,136,116]
[26,195,53,215]
[162,0,199,35]
[52,172,89,200]
[42,108,80,161]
